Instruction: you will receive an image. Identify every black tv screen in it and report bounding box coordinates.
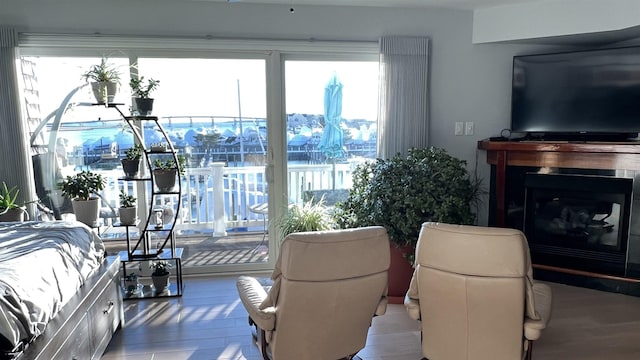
[511,46,640,140]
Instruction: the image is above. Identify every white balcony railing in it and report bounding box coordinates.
[98,162,356,235]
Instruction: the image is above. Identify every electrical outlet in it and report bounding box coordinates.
[455,122,464,136]
[465,121,474,136]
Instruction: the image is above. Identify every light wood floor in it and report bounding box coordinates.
[101,276,640,360]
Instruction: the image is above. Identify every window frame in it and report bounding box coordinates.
[18,34,379,274]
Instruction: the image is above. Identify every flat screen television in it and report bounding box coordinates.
[511,46,640,141]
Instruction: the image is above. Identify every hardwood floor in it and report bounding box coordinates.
[101,276,640,360]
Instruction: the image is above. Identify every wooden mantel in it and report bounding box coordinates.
[477,139,640,226]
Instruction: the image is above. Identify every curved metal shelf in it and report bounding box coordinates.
[114,106,183,299]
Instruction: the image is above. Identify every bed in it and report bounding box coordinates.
[0,221,123,360]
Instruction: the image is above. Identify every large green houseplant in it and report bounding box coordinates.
[333,147,482,301]
[59,170,106,227]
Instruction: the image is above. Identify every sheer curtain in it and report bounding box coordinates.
[0,27,36,212]
[377,36,430,159]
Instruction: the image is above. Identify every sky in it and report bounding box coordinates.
[30,56,378,120]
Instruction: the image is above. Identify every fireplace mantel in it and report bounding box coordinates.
[477,139,640,227]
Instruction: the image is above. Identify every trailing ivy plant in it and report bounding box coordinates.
[333,147,482,250]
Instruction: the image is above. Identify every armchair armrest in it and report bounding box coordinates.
[375,296,388,316]
[404,295,421,320]
[236,276,276,331]
[404,269,421,320]
[524,282,553,341]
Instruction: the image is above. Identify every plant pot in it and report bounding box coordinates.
[121,158,141,178]
[154,169,178,192]
[119,206,137,225]
[124,279,139,295]
[91,81,118,103]
[387,244,415,304]
[71,198,100,227]
[134,97,154,116]
[152,273,170,292]
[0,207,25,222]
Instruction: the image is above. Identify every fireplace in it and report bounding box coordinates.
[478,140,640,295]
[523,173,632,276]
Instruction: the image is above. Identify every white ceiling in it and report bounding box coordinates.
[219,0,543,10]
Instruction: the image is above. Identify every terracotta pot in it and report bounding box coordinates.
[387,244,415,304]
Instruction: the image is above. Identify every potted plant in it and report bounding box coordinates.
[123,272,139,296]
[122,144,144,178]
[130,76,160,115]
[150,260,171,292]
[0,182,27,222]
[153,155,186,192]
[82,56,121,104]
[333,147,482,302]
[118,189,137,226]
[59,170,106,227]
[278,198,334,241]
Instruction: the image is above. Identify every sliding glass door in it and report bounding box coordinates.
[17,38,379,275]
[21,55,273,274]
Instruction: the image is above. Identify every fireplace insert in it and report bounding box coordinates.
[524,173,633,276]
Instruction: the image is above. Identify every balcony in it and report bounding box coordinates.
[96,162,355,268]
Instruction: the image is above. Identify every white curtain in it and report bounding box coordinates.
[377,36,430,159]
[0,27,36,212]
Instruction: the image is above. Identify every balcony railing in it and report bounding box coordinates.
[98,162,356,235]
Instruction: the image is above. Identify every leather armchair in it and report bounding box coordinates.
[405,222,552,360]
[237,226,390,360]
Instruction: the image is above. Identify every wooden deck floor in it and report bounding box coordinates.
[102,232,270,267]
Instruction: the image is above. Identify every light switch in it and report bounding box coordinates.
[465,122,474,136]
[455,122,464,136]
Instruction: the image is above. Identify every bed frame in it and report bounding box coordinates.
[6,256,123,360]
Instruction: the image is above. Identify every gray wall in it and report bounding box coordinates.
[1,0,561,224]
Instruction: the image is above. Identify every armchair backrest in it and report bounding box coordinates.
[269,226,390,360]
[411,222,532,360]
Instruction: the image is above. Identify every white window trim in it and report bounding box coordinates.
[19,33,377,56]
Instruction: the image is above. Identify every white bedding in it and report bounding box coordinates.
[0,221,105,349]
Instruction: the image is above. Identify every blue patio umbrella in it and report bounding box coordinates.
[318,73,344,160]
[318,73,344,189]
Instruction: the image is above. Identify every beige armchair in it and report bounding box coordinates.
[236,226,390,360]
[405,223,552,360]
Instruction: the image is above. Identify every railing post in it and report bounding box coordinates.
[211,162,227,236]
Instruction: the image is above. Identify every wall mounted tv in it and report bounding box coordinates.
[511,46,640,141]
